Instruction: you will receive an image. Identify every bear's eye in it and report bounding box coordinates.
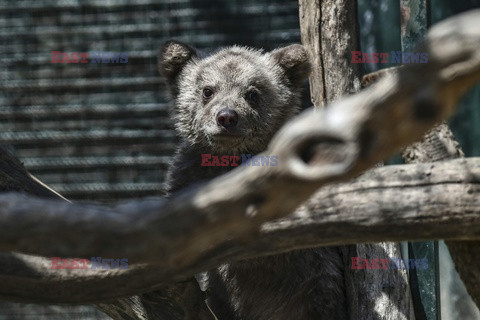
[245,89,259,102]
[202,87,214,99]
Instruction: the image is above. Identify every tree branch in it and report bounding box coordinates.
[1,157,480,303]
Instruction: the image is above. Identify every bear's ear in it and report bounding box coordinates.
[158,40,197,94]
[271,44,311,88]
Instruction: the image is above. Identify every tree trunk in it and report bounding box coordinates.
[299,1,413,318]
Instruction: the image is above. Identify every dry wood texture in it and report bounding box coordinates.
[2,156,480,304]
[299,0,412,318]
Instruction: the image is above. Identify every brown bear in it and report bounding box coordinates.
[159,40,347,320]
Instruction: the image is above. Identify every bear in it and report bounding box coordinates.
[158,40,348,320]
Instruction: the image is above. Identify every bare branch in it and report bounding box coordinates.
[1,158,480,303]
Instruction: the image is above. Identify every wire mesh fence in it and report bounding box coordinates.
[0,0,302,318]
[0,0,302,203]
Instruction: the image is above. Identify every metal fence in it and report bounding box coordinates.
[0,0,302,203]
[0,0,302,318]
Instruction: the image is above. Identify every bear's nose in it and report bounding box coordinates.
[216,108,238,129]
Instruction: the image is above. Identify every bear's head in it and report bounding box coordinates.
[159,41,311,155]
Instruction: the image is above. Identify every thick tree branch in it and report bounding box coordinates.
[400,81,480,309]
[1,157,480,303]
[401,96,480,309]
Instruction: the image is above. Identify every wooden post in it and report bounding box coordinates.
[298,1,414,318]
[299,0,363,107]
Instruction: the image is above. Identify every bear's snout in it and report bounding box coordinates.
[216,108,238,130]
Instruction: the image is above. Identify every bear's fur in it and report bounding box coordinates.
[159,40,347,320]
